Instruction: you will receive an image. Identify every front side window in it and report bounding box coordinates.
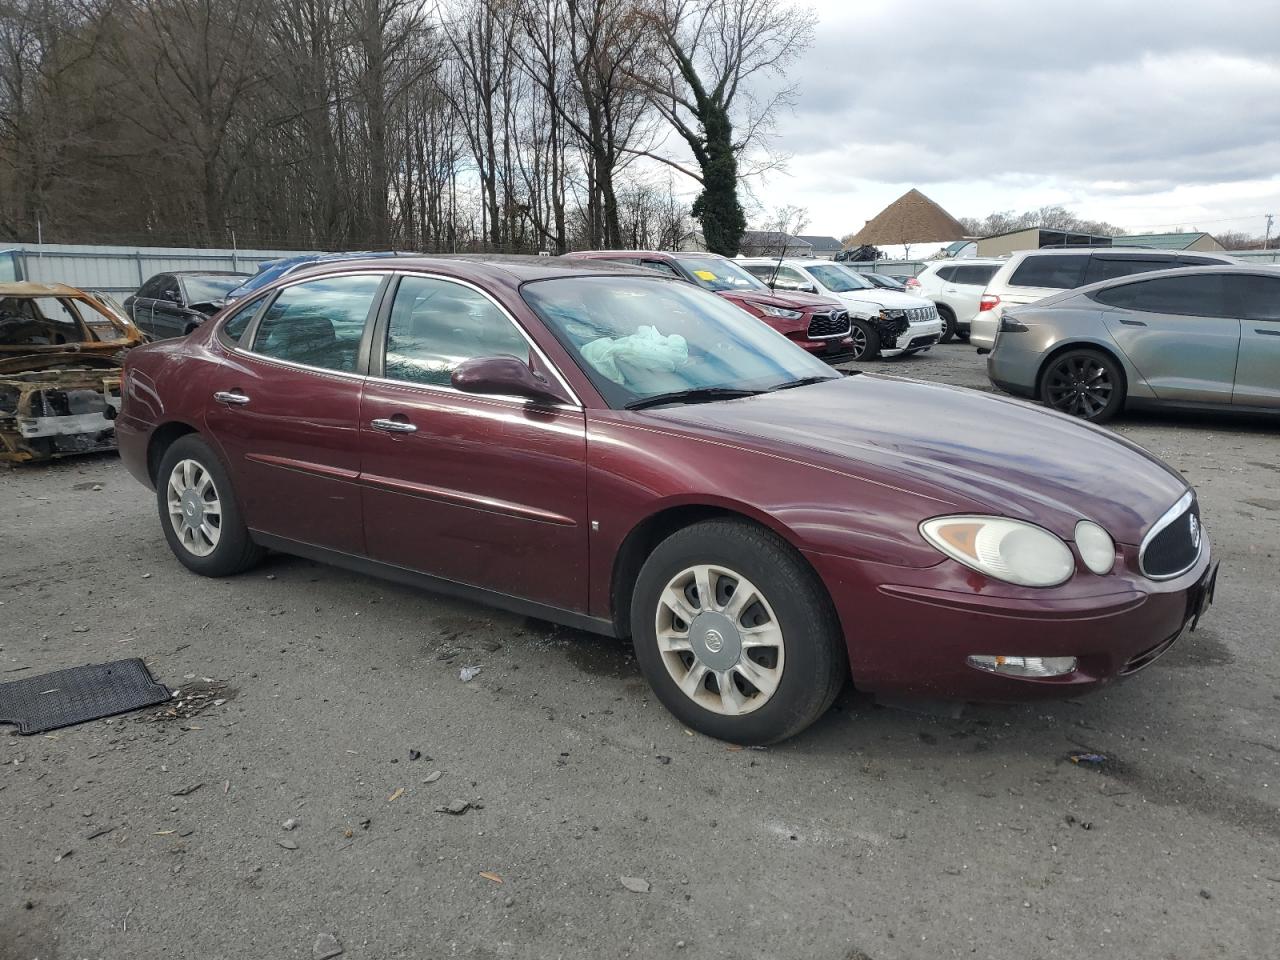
[522,275,835,408]
[0,296,83,345]
[810,263,875,292]
[1092,273,1228,318]
[182,275,245,305]
[758,265,812,291]
[1237,274,1280,321]
[1009,255,1087,290]
[138,275,167,299]
[249,274,382,371]
[639,259,682,278]
[381,276,529,387]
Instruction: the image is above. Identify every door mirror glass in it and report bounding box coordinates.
[451,355,568,404]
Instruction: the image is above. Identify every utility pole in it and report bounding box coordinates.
[1265,214,1274,250]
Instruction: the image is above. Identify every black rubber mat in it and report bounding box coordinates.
[0,659,171,735]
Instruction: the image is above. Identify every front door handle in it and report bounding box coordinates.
[370,417,417,434]
[1255,327,1280,336]
[214,390,250,405]
[1117,318,1147,327]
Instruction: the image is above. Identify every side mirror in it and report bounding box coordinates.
[451,356,569,405]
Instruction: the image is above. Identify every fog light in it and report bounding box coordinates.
[967,655,1078,678]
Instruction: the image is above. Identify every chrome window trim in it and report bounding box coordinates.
[1139,490,1200,581]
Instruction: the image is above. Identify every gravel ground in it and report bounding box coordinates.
[2,341,1278,960]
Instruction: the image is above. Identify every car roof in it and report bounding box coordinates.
[925,258,1005,267]
[171,270,251,277]
[0,281,93,298]
[281,253,654,287]
[1005,246,1235,260]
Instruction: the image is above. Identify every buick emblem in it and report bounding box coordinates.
[1189,514,1201,550]
[704,629,724,653]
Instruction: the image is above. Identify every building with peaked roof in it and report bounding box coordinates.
[794,235,843,259]
[1111,232,1225,252]
[844,189,968,252]
[739,231,814,257]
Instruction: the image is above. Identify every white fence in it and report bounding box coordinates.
[1,242,319,298]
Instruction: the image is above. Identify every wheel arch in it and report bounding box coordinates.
[1034,339,1130,403]
[608,499,825,639]
[146,421,201,484]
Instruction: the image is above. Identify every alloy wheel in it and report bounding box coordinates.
[849,325,868,359]
[166,458,223,557]
[654,564,785,716]
[1045,355,1114,419]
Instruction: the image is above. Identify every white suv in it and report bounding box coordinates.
[970,248,1237,352]
[912,259,1004,342]
[739,258,944,360]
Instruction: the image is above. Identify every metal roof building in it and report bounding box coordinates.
[1111,232,1225,252]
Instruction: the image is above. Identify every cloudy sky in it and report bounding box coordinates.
[732,0,1280,240]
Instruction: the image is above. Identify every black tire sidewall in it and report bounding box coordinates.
[630,521,845,744]
[851,319,881,360]
[1040,348,1125,423]
[156,435,259,576]
[937,307,955,343]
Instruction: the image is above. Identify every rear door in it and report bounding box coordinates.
[1233,273,1280,409]
[204,272,386,555]
[358,273,589,611]
[1094,273,1240,403]
[1002,254,1088,306]
[150,275,190,339]
[946,264,1001,322]
[130,275,166,337]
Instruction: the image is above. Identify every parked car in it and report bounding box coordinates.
[0,281,143,461]
[970,248,1237,352]
[222,251,416,305]
[563,250,858,362]
[913,259,1004,342]
[117,256,1217,744]
[125,271,250,339]
[739,258,943,359]
[987,264,1280,422]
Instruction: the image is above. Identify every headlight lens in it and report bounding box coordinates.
[758,304,803,320]
[920,515,1075,587]
[1074,520,1115,575]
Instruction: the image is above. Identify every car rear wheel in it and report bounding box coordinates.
[630,519,846,744]
[937,306,956,343]
[848,319,881,361]
[156,435,264,576]
[1040,348,1125,423]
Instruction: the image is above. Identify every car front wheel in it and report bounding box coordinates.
[156,434,264,576]
[631,519,846,744]
[1040,348,1125,422]
[937,306,956,343]
[848,319,881,361]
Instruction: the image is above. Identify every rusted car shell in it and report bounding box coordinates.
[0,282,143,463]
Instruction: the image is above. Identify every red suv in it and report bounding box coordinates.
[564,250,856,362]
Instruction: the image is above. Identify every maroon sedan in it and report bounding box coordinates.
[116,257,1217,744]
[564,250,858,362]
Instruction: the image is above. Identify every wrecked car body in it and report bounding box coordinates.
[0,282,142,462]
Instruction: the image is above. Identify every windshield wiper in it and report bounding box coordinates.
[625,387,765,410]
[768,375,838,392]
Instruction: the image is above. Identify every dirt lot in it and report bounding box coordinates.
[3,342,1278,960]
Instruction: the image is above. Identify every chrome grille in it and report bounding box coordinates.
[905,305,938,324]
[807,310,852,339]
[1140,493,1202,580]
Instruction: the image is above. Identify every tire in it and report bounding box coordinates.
[156,434,264,576]
[936,306,956,343]
[630,519,847,745]
[848,318,881,361]
[1039,348,1125,423]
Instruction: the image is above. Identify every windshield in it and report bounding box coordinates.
[809,263,876,292]
[522,276,836,408]
[674,256,768,293]
[183,275,247,304]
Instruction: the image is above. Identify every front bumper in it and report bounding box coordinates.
[797,336,857,364]
[883,317,944,356]
[804,541,1216,701]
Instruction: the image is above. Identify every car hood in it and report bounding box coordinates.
[845,289,934,310]
[645,375,1188,544]
[721,289,842,312]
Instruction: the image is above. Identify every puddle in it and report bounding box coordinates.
[1157,629,1234,668]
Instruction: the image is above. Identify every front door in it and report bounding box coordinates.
[1233,273,1280,409]
[204,272,386,555]
[358,274,589,612]
[1097,272,1240,404]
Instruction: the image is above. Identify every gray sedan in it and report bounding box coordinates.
[986,265,1280,422]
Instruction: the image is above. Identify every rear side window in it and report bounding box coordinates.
[381,276,529,387]
[1238,274,1280,321]
[249,275,382,371]
[1093,274,1228,318]
[639,259,681,278]
[1086,256,1176,284]
[934,265,958,282]
[219,294,267,346]
[1009,255,1087,290]
[952,265,999,286]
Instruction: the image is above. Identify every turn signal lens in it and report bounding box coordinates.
[920,516,1075,587]
[967,655,1078,678]
[1074,520,1116,575]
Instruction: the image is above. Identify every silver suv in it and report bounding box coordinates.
[970,248,1237,352]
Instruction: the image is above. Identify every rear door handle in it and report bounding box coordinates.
[214,390,250,405]
[1256,327,1280,336]
[370,417,417,434]
[1118,318,1147,327]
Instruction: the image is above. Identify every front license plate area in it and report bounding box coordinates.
[1187,561,1219,631]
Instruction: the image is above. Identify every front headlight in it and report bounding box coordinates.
[758,304,803,320]
[920,515,1075,587]
[1074,520,1115,575]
